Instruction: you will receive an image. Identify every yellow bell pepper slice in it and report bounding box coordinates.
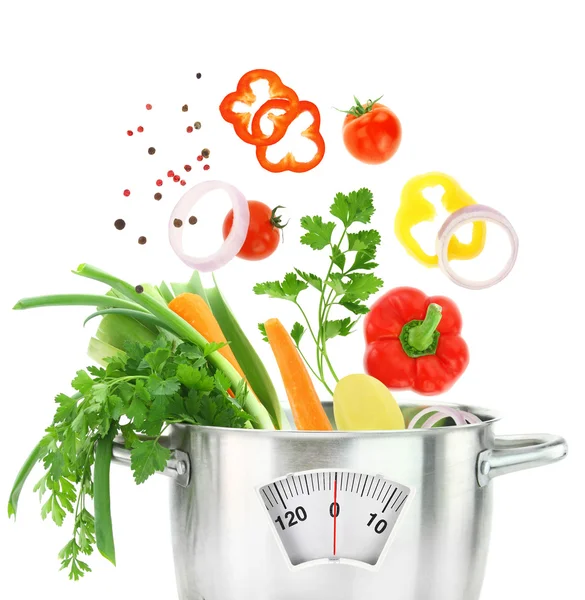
[395,172,487,267]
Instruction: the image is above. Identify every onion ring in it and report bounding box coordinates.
[436,204,519,290]
[408,406,480,429]
[169,180,250,272]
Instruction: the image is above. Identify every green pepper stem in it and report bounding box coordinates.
[408,303,443,352]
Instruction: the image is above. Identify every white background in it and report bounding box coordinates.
[0,1,583,598]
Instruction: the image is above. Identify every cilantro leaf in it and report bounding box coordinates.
[130,440,171,485]
[254,273,308,302]
[71,370,93,395]
[294,269,323,291]
[339,299,370,315]
[324,318,356,341]
[140,347,171,373]
[291,322,306,345]
[347,229,381,252]
[331,245,346,271]
[203,341,228,357]
[326,273,347,295]
[54,393,78,424]
[176,363,202,388]
[258,323,268,343]
[344,273,384,301]
[330,188,374,226]
[147,374,180,396]
[300,216,336,250]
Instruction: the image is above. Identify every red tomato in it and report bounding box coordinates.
[342,102,402,164]
[222,201,285,261]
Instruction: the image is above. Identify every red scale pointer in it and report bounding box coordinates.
[333,474,338,556]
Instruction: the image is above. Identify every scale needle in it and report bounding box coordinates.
[333,475,338,556]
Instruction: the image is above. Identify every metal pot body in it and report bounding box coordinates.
[161,402,568,600]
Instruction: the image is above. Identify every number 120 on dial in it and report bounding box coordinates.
[258,470,413,569]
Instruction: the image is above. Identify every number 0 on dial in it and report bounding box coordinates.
[257,470,413,570]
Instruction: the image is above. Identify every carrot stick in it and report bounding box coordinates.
[264,318,332,431]
[169,293,246,379]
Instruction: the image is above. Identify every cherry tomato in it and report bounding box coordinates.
[342,99,402,165]
[222,201,286,261]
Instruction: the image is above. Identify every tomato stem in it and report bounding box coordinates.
[335,95,384,117]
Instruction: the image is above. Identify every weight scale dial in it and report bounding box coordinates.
[258,470,413,570]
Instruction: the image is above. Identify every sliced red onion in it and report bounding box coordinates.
[436,204,519,290]
[408,406,481,429]
[169,181,250,272]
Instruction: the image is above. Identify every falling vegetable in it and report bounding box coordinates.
[334,374,404,431]
[364,287,469,395]
[219,69,300,146]
[264,318,332,431]
[169,181,250,272]
[395,172,486,267]
[252,99,325,173]
[341,96,401,164]
[255,188,383,395]
[223,201,287,261]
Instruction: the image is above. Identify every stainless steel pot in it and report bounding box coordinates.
[112,402,567,600]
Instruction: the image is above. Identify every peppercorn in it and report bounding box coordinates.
[173,218,183,228]
[154,193,162,200]
[182,104,189,112]
[194,121,201,129]
[114,219,126,230]
[138,236,147,245]
[148,147,156,155]
[189,216,198,225]
[135,285,144,294]
[201,148,210,159]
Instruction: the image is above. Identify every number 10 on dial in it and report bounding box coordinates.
[257,470,413,570]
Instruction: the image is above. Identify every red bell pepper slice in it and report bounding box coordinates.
[219,69,300,147]
[364,287,469,395]
[252,99,325,173]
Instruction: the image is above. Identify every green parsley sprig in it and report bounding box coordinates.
[255,188,383,394]
[9,336,251,579]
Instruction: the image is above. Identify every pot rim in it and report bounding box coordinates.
[172,400,502,437]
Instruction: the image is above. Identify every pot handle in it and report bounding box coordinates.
[111,439,191,488]
[477,434,567,487]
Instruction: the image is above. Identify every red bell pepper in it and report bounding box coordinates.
[219,69,300,146]
[253,99,325,173]
[364,287,469,395]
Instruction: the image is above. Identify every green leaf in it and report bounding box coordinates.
[331,245,346,271]
[254,273,308,302]
[344,273,384,301]
[326,273,347,295]
[126,382,149,429]
[300,216,336,250]
[71,370,93,395]
[290,322,306,346]
[53,394,78,424]
[120,423,139,449]
[324,318,355,341]
[258,323,268,343]
[349,252,379,272]
[347,229,381,252]
[330,188,374,226]
[339,299,370,315]
[130,440,171,485]
[214,371,232,394]
[294,269,323,291]
[146,374,180,396]
[176,363,202,388]
[203,341,228,357]
[140,347,171,373]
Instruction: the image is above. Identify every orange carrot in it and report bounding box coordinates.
[169,293,246,379]
[264,318,332,431]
